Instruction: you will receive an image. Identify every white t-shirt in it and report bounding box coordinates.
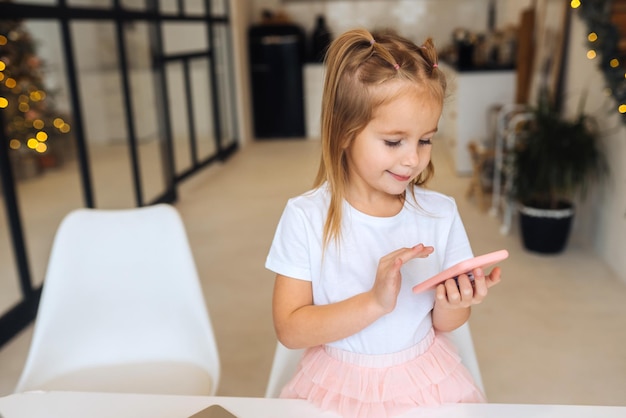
[265,183,473,355]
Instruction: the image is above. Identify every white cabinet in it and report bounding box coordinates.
[439,63,516,175]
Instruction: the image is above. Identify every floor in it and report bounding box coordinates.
[1,138,625,406]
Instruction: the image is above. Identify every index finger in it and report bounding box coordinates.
[396,244,434,265]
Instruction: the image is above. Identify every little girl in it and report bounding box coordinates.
[265,28,502,418]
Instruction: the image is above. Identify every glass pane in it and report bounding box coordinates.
[125,22,166,203]
[166,62,192,175]
[159,0,178,14]
[120,0,145,11]
[184,0,205,15]
[211,0,228,15]
[190,58,216,161]
[72,21,135,208]
[11,0,58,5]
[68,0,111,8]
[3,19,83,287]
[214,24,238,148]
[162,22,207,55]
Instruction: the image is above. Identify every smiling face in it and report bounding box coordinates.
[344,83,442,215]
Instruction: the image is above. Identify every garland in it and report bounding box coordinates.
[576,0,626,124]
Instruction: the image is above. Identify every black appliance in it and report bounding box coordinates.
[248,24,306,138]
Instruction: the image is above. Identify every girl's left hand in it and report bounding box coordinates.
[434,266,501,309]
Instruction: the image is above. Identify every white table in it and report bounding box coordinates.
[1,391,625,418]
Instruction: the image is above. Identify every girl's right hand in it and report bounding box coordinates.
[372,244,434,313]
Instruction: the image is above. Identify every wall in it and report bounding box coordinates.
[230,0,255,146]
[249,0,532,48]
[564,13,626,283]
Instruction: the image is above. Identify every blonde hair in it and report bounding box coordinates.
[313,28,446,248]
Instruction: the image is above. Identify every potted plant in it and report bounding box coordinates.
[512,88,609,254]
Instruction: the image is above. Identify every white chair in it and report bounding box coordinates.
[264,342,305,398]
[264,322,485,398]
[14,204,220,396]
[445,322,485,394]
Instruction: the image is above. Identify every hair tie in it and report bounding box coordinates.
[393,63,400,70]
[433,63,438,68]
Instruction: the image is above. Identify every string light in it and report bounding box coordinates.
[30,90,43,101]
[53,118,65,128]
[578,0,626,123]
[0,97,8,108]
[5,77,16,89]
[27,138,38,149]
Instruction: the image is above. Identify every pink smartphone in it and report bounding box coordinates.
[412,249,509,294]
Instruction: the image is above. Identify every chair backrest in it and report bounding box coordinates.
[264,322,484,398]
[445,322,485,394]
[264,342,305,398]
[15,204,220,396]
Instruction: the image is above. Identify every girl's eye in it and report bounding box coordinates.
[419,138,433,146]
[384,140,402,148]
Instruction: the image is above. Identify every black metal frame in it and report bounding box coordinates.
[0,0,239,348]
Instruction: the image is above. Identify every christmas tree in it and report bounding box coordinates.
[0,15,73,180]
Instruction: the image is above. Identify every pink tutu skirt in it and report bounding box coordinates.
[279,329,486,418]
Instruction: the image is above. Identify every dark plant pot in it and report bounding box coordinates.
[519,204,574,254]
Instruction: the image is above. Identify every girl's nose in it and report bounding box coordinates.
[402,147,420,167]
